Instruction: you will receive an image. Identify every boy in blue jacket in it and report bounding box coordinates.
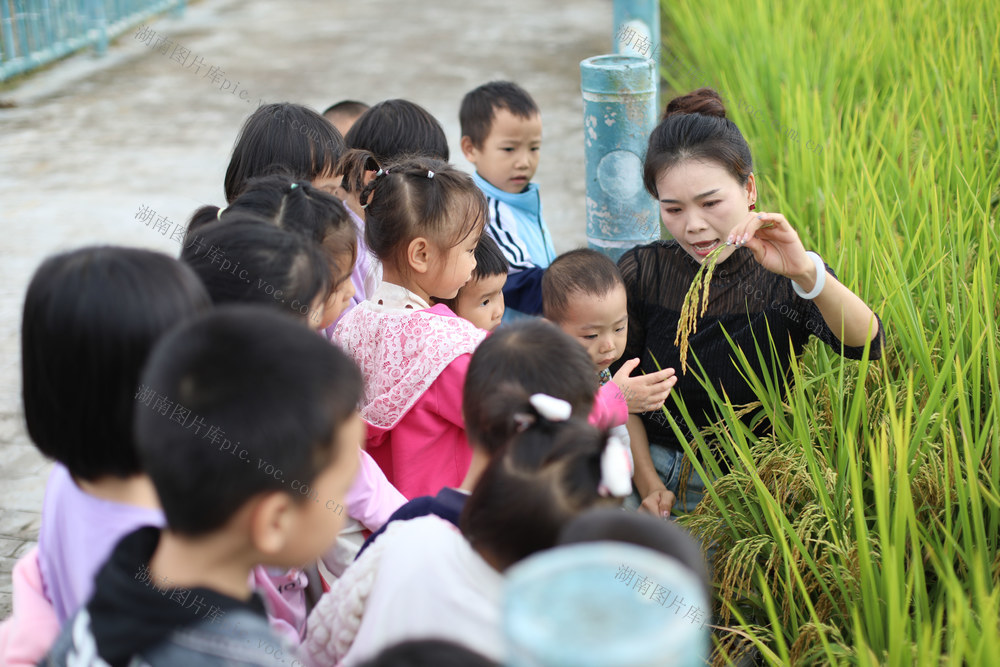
[460,81,555,319]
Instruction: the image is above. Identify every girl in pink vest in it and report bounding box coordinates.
[335,158,488,499]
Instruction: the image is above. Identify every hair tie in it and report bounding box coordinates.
[375,168,384,177]
[598,436,633,498]
[529,394,572,422]
[216,207,225,221]
[427,170,435,179]
[512,412,536,433]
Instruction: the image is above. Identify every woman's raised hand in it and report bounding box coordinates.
[727,211,817,288]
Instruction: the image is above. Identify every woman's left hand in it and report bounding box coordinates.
[727,211,816,287]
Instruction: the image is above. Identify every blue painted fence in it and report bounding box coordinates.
[0,0,184,82]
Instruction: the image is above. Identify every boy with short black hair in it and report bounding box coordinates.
[542,249,679,481]
[543,248,629,384]
[460,81,554,319]
[45,306,363,664]
[434,234,508,332]
[323,99,370,138]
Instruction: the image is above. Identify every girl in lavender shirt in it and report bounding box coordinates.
[22,247,212,623]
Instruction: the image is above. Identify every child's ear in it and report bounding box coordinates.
[248,491,296,556]
[407,237,432,275]
[460,136,479,163]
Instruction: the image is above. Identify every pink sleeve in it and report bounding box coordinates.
[431,354,472,429]
[344,449,407,531]
[591,381,628,429]
[0,548,61,666]
[363,354,473,500]
[250,565,309,645]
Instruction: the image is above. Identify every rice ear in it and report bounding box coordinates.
[674,244,728,373]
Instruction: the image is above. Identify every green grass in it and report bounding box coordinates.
[656,0,999,663]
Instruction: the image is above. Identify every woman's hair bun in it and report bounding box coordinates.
[663,87,727,120]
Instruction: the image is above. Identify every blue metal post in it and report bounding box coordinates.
[581,55,659,262]
[613,0,660,58]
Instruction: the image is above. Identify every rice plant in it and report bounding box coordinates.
[656,0,999,663]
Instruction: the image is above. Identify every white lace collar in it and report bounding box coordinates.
[369,282,431,311]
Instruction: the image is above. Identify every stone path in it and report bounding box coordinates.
[0,0,609,617]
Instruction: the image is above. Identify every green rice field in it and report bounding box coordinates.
[657,0,999,663]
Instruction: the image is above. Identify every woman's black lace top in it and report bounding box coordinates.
[615,240,884,451]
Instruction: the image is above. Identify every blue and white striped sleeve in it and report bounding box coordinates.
[485,198,536,272]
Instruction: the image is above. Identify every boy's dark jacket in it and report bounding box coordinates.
[42,527,294,666]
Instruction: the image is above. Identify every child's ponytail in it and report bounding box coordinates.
[186,175,357,285]
[187,205,223,236]
[462,319,599,455]
[336,148,380,195]
[460,389,629,571]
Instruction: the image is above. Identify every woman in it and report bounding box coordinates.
[619,88,883,517]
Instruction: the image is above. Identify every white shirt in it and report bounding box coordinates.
[305,515,505,666]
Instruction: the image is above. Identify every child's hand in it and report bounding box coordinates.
[612,359,677,414]
[639,488,676,518]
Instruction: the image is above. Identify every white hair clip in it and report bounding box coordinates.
[598,436,633,498]
[529,394,572,422]
[427,170,435,179]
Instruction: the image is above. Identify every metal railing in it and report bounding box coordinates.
[0,0,185,82]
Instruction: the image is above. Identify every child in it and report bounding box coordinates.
[558,507,710,603]
[181,218,334,329]
[224,102,345,202]
[543,249,679,479]
[344,98,450,163]
[460,81,554,318]
[323,99,370,138]
[433,233,507,332]
[358,640,497,666]
[44,306,364,663]
[334,100,450,312]
[1,248,210,661]
[190,176,360,329]
[183,213,406,635]
[355,319,598,557]
[334,158,488,500]
[304,388,631,665]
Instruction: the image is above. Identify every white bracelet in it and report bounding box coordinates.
[791,251,826,300]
